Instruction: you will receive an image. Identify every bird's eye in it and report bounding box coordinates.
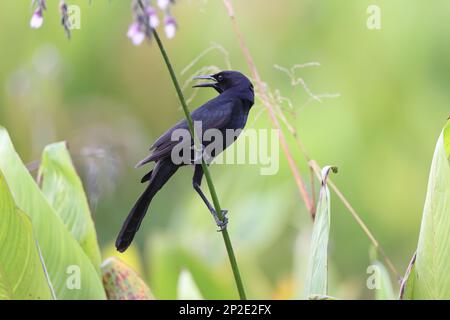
[217,75,224,81]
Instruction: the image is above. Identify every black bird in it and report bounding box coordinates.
[116,70,254,252]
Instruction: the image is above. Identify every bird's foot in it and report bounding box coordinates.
[212,209,228,231]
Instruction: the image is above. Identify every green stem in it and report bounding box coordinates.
[150,30,247,300]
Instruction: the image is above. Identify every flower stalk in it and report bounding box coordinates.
[152,29,247,300]
[136,0,247,300]
[221,0,399,278]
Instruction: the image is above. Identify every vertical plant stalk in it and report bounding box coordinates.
[222,0,399,278]
[150,30,247,300]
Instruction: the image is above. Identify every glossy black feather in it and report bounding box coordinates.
[116,71,254,252]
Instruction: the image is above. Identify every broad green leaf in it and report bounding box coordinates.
[101,257,153,300]
[0,172,53,300]
[0,127,106,299]
[177,269,203,300]
[0,269,12,300]
[401,120,450,299]
[304,166,336,299]
[38,142,102,270]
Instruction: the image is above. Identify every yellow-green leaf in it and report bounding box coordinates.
[38,142,102,270]
[0,269,12,300]
[401,120,450,299]
[0,172,53,300]
[0,127,106,299]
[304,166,336,298]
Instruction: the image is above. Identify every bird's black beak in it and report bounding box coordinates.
[192,75,222,93]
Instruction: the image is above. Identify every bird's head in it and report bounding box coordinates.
[193,71,254,98]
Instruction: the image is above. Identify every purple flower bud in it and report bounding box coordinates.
[157,0,170,10]
[59,0,67,11]
[30,8,44,29]
[127,22,145,46]
[145,7,159,29]
[164,16,177,39]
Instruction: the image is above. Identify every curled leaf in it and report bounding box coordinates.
[304,165,337,298]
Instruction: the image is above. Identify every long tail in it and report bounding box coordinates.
[115,159,178,252]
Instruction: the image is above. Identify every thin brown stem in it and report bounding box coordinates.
[222,0,314,215]
[222,0,399,279]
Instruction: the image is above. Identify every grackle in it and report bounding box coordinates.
[116,71,254,252]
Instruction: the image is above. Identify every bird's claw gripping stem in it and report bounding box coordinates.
[212,209,228,231]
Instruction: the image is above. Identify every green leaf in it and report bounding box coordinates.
[177,269,203,300]
[38,142,102,270]
[401,120,450,299]
[0,127,106,299]
[101,257,153,300]
[0,172,53,300]
[304,166,337,299]
[0,269,12,300]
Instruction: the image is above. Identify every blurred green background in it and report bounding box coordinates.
[0,0,448,299]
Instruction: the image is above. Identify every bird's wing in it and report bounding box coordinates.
[136,100,234,167]
[191,99,235,132]
[149,118,188,151]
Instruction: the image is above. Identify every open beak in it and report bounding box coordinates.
[192,75,222,93]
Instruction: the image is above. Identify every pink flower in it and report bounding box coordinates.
[127,22,145,46]
[164,16,177,39]
[30,8,44,29]
[145,7,159,29]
